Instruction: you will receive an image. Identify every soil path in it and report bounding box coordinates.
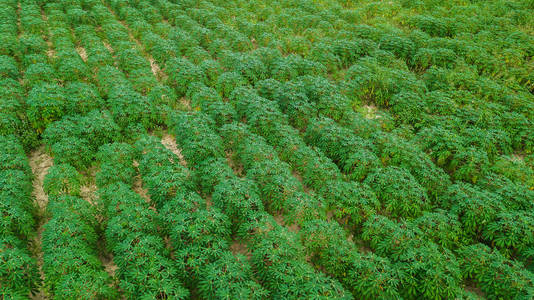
[161,133,187,166]
[28,147,53,300]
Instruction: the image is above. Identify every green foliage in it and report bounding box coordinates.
[365,166,429,218]
[24,63,56,86]
[99,182,189,299]
[0,55,18,79]
[199,59,224,87]
[42,111,120,166]
[483,210,534,258]
[95,143,136,188]
[305,117,378,178]
[19,34,47,55]
[477,172,534,210]
[5,0,534,298]
[216,71,248,98]
[389,91,425,127]
[64,82,104,115]
[50,137,92,170]
[411,210,463,249]
[189,84,237,127]
[271,54,325,82]
[320,181,380,229]
[55,57,90,82]
[397,242,461,299]
[212,177,265,230]
[220,51,268,84]
[408,15,454,37]
[411,47,457,71]
[379,34,415,61]
[245,159,302,213]
[42,195,116,299]
[96,66,131,97]
[0,135,32,178]
[247,216,351,299]
[331,38,377,68]
[0,236,40,296]
[0,170,35,237]
[43,164,83,197]
[446,182,505,236]
[345,57,424,106]
[362,216,462,298]
[343,148,381,182]
[168,111,225,165]
[166,57,204,96]
[107,85,154,130]
[160,192,231,278]
[26,84,67,133]
[193,157,234,195]
[373,132,451,197]
[300,220,403,299]
[458,244,534,299]
[198,252,269,299]
[0,136,39,296]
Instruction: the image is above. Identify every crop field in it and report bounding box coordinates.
[1,0,534,299]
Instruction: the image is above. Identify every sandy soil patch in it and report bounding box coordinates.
[29,147,53,300]
[161,134,187,166]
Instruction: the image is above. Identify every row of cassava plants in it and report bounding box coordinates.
[166,112,353,299]
[110,0,534,296]
[107,3,411,293]
[134,135,269,299]
[0,5,40,297]
[95,142,189,298]
[0,135,40,297]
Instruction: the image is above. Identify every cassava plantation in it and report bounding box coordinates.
[1,0,534,299]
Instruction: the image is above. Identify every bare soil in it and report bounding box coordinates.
[28,147,53,300]
[132,160,151,203]
[230,240,251,259]
[79,167,98,205]
[104,3,166,83]
[179,97,191,110]
[291,170,311,193]
[40,9,55,59]
[226,150,244,176]
[29,148,53,211]
[76,46,88,62]
[102,41,114,53]
[161,134,187,166]
[149,57,165,80]
[465,284,486,299]
[362,104,381,119]
[274,214,300,233]
[510,153,525,162]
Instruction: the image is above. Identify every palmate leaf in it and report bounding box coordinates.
[51,137,93,170]
[483,210,534,256]
[458,244,534,298]
[212,177,264,228]
[0,235,40,295]
[194,157,234,195]
[26,83,66,133]
[199,253,270,299]
[320,180,380,229]
[447,182,505,236]
[166,57,204,96]
[249,217,350,299]
[0,196,35,238]
[411,210,462,249]
[0,55,18,79]
[113,235,187,299]
[43,164,82,197]
[365,166,428,218]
